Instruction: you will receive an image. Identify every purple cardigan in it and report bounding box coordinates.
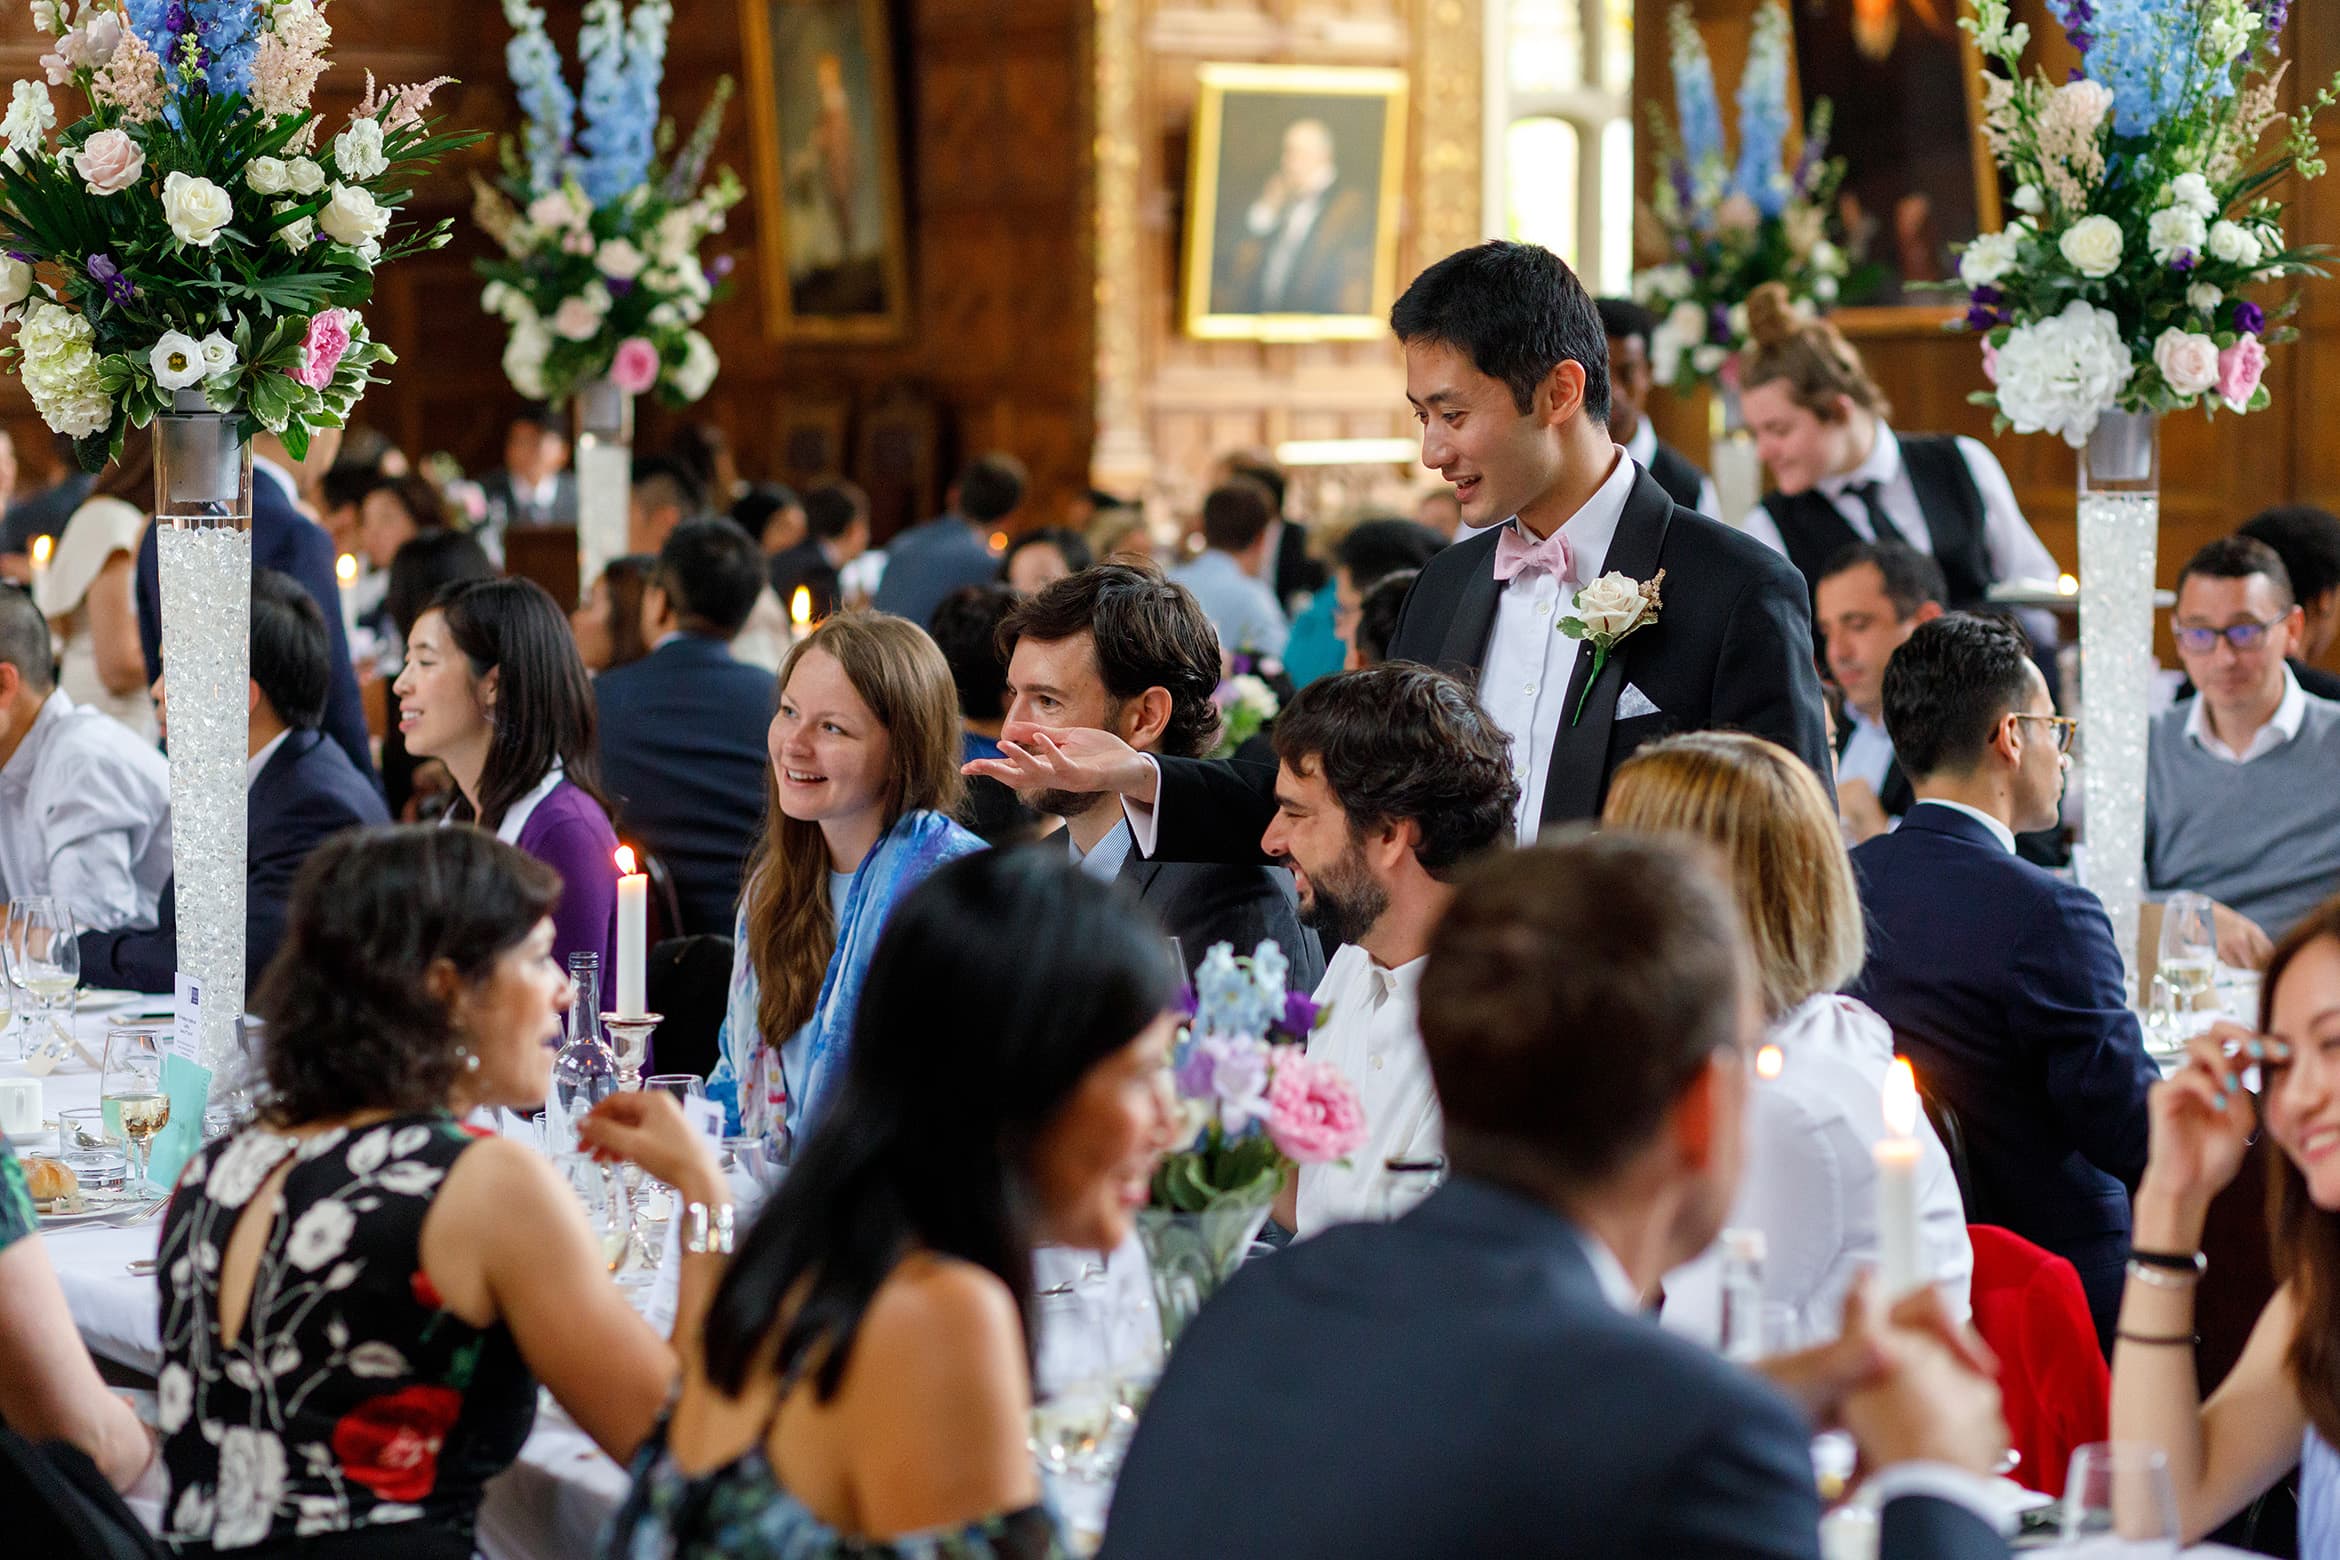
[512,779,620,981]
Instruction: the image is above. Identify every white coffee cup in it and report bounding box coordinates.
[0,1076,44,1139]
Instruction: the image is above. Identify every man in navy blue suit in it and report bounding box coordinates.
[1104,835,2012,1560]
[596,518,777,937]
[133,431,378,790]
[81,570,388,992]
[1850,613,2158,1348]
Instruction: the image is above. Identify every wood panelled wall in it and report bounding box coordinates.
[0,1,1095,538]
[1641,1,2340,675]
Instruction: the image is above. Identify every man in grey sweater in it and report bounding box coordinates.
[2147,535,2340,959]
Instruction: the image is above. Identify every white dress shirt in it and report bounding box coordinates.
[1294,944,1440,1235]
[244,730,290,789]
[1480,446,1637,843]
[0,689,172,932]
[1837,703,1896,798]
[1065,817,1134,883]
[2185,662,2307,764]
[1662,993,1973,1348]
[1625,418,1724,522]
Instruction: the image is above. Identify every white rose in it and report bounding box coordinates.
[595,237,645,280]
[161,170,233,247]
[2058,214,2124,279]
[1809,239,1843,273]
[502,317,551,398]
[2012,182,2045,216]
[1957,228,2023,288]
[2167,172,2218,220]
[316,183,388,247]
[551,283,610,341]
[2206,219,2261,266]
[332,117,387,181]
[275,213,313,251]
[284,156,324,195]
[244,156,288,195]
[0,254,31,314]
[197,331,237,377]
[148,329,206,390]
[2152,326,2220,399]
[2146,205,2207,266]
[2188,281,2224,313]
[1572,573,1654,639]
[672,330,718,400]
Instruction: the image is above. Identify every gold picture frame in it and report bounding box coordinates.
[740,0,912,343]
[1181,63,1409,343]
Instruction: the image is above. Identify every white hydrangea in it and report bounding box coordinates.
[671,329,717,400]
[2147,206,2207,266]
[1632,265,1692,306]
[1991,299,2135,449]
[1,79,55,159]
[502,315,551,398]
[1958,229,2023,289]
[18,298,111,437]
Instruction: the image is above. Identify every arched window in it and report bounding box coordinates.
[1490,0,1634,291]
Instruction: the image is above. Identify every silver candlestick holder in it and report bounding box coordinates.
[601,1012,661,1091]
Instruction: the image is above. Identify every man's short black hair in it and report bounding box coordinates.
[630,454,707,520]
[385,530,496,640]
[1817,541,1949,621]
[0,582,55,693]
[1201,479,1276,554]
[2239,505,2340,606]
[509,404,556,434]
[1271,663,1518,877]
[997,562,1224,759]
[729,482,801,540]
[1002,526,1095,581]
[930,583,1019,723]
[2179,534,2295,610]
[956,455,1027,526]
[320,462,376,515]
[1352,571,1416,665]
[802,480,869,544]
[655,517,767,638]
[1333,518,1445,593]
[1596,297,1658,350]
[1391,240,1612,424]
[251,567,330,730]
[1880,612,2039,780]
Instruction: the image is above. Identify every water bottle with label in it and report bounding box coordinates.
[1716,1227,1769,1364]
[545,953,615,1156]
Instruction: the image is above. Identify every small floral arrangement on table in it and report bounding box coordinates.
[0,0,475,466]
[1632,0,1868,397]
[472,0,742,408]
[1954,0,2340,447]
[1206,652,1280,760]
[1152,940,1362,1215]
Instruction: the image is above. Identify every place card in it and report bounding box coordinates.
[169,973,204,1065]
[683,1095,725,1146]
[145,1053,212,1191]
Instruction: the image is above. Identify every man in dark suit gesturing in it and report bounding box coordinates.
[1104,836,2012,1560]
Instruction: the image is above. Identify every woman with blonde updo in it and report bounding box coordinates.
[1735,281,2057,615]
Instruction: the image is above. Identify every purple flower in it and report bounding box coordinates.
[1228,652,1255,677]
[1709,304,1731,341]
[1174,1043,1217,1100]
[2172,250,2197,272]
[706,253,735,281]
[1969,285,2003,307]
[1279,990,1319,1039]
[85,253,131,306]
[1175,981,1196,1019]
[1964,304,2001,332]
[606,276,634,297]
[2234,300,2266,335]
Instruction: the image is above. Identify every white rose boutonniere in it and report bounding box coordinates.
[1557,569,1666,725]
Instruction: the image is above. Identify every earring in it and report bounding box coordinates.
[454,1044,482,1074]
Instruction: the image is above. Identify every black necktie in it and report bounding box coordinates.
[1844,480,1913,549]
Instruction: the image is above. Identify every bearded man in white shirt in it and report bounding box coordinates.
[1258,662,1519,1235]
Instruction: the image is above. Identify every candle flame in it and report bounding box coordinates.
[614,845,637,875]
[989,531,1009,552]
[2057,572,2078,595]
[29,534,52,565]
[790,585,812,627]
[336,552,358,585]
[1754,1044,1784,1081]
[1882,1057,1920,1138]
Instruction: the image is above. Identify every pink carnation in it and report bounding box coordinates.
[2216,334,2267,413]
[1263,1048,1366,1165]
[1981,340,2000,386]
[289,308,353,390]
[610,335,660,395]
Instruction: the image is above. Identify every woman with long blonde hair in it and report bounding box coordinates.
[709,611,983,1150]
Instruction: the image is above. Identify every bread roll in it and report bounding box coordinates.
[24,1154,78,1206]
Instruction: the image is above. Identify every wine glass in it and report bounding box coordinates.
[101,1026,169,1184]
[554,1153,634,1274]
[2157,893,2217,1023]
[11,898,78,1061]
[0,898,42,1062]
[642,1073,705,1106]
[2059,1442,2179,1555]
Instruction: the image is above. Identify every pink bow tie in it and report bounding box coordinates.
[1491,523,1574,585]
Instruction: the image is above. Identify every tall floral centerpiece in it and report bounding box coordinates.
[0,0,470,1090]
[475,0,740,595]
[1955,0,2338,978]
[1143,941,1363,1349]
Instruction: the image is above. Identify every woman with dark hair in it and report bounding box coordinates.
[2110,894,2340,1544]
[154,828,723,1559]
[711,612,983,1150]
[1000,526,1094,596]
[391,576,620,973]
[358,474,449,572]
[600,848,1180,1556]
[375,531,496,821]
[569,554,653,675]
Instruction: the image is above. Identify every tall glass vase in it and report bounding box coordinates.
[573,376,634,605]
[154,393,254,1097]
[2075,410,2160,992]
[1707,382,1761,528]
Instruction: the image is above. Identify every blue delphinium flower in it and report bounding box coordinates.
[1732,3,1793,216]
[188,0,259,98]
[576,0,666,206]
[2056,0,2216,137]
[1669,8,1726,174]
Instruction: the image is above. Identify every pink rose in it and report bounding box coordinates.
[1263,1048,1366,1165]
[609,335,660,395]
[1980,340,1999,386]
[289,308,353,390]
[2151,327,2220,400]
[74,128,143,195]
[2216,334,2267,413]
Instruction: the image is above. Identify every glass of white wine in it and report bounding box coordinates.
[2158,892,2218,1023]
[555,1153,634,1274]
[101,1025,169,1185]
[11,897,79,1057]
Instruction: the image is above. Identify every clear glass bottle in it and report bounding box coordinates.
[1716,1227,1768,1364]
[545,953,614,1156]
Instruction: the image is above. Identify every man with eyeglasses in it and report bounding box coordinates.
[2147,536,2340,959]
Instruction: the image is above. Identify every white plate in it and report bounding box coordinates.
[38,1193,162,1230]
[74,989,147,1014]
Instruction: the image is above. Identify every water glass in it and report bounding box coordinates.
[2059,1442,2179,1555]
[56,1105,127,1191]
[642,1073,705,1105]
[2157,893,2217,1013]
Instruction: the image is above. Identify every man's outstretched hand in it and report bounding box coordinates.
[962,727,1159,804]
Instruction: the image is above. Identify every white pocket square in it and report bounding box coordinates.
[1616,683,1662,720]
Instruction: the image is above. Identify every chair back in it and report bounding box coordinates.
[647,934,733,1081]
[637,847,688,949]
[0,1425,165,1560]
[1966,1224,2109,1499]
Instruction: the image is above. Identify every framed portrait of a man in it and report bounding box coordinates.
[741,0,911,342]
[1182,64,1409,342]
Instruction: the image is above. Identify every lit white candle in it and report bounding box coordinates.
[1875,1057,1923,1299]
[334,552,361,642]
[789,585,813,642]
[27,533,52,600]
[614,845,647,1019]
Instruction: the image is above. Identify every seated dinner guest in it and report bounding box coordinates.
[35,430,154,741]
[931,583,1048,847]
[873,455,1023,631]
[1817,542,1944,843]
[601,850,1179,1558]
[80,571,387,992]
[1851,614,2157,1348]
[2109,898,2340,1544]
[1603,732,1970,1342]
[392,577,619,976]
[570,553,653,677]
[2149,536,2340,959]
[0,582,170,932]
[1001,525,1093,597]
[1254,662,1515,1233]
[156,828,723,1559]
[2236,503,2340,701]
[711,612,982,1151]
[1104,836,2012,1560]
[1169,479,1290,661]
[997,563,1320,986]
[1327,517,1444,669]
[767,480,871,625]
[596,519,778,937]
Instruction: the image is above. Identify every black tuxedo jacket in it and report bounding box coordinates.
[1118,851,1323,991]
[78,729,389,993]
[1142,468,1831,865]
[1102,1176,2009,1560]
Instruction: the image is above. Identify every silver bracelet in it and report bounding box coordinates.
[683,1200,736,1256]
[2125,1258,2202,1290]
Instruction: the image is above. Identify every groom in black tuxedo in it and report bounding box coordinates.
[969,242,1828,859]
